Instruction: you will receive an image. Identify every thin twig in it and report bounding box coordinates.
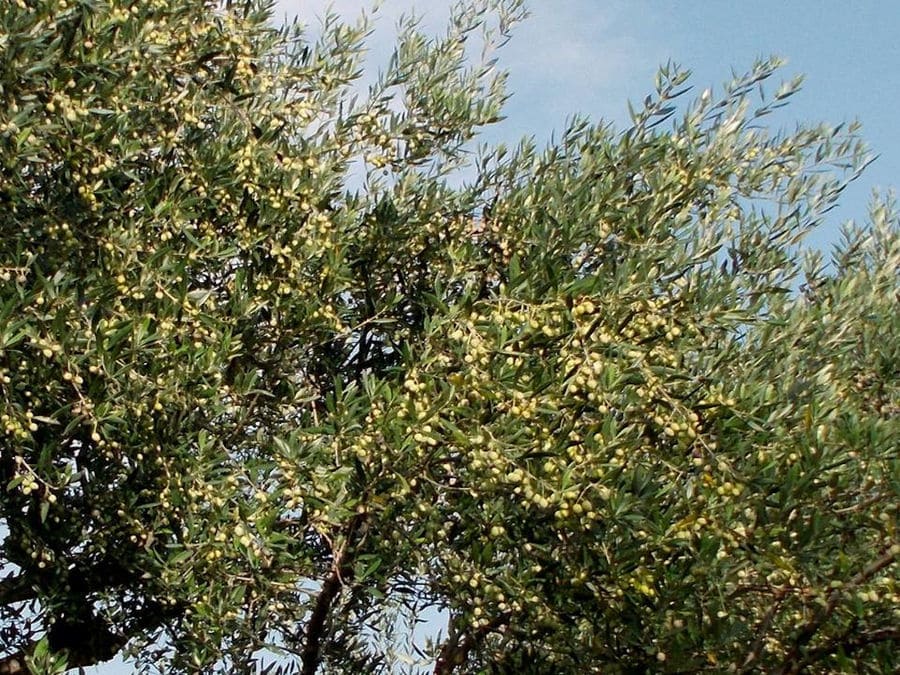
[779,546,898,673]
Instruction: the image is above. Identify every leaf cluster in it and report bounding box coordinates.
[0,1,896,673]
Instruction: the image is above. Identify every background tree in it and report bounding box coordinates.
[1,1,897,673]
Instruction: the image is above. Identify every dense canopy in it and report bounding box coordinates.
[0,1,897,673]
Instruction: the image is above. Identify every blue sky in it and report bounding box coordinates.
[69,1,897,672]
[284,0,898,248]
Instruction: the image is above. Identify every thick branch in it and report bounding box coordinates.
[780,547,897,674]
[740,590,787,673]
[801,626,900,663]
[299,515,365,675]
[433,612,510,675]
[300,569,343,675]
[0,560,135,674]
[0,595,179,675]
[0,617,124,675]
[432,617,462,675]
[1,555,134,610]
[0,574,35,607]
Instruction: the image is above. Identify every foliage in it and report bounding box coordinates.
[0,1,897,673]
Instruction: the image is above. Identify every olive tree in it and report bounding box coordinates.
[1,1,897,673]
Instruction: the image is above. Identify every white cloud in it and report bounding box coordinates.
[494,1,664,139]
[275,0,458,108]
[273,0,664,143]
[275,0,453,45]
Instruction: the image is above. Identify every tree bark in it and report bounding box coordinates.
[0,596,177,675]
[0,614,125,675]
[300,569,343,675]
[0,574,35,607]
[433,612,509,675]
[299,514,366,675]
[779,547,898,674]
